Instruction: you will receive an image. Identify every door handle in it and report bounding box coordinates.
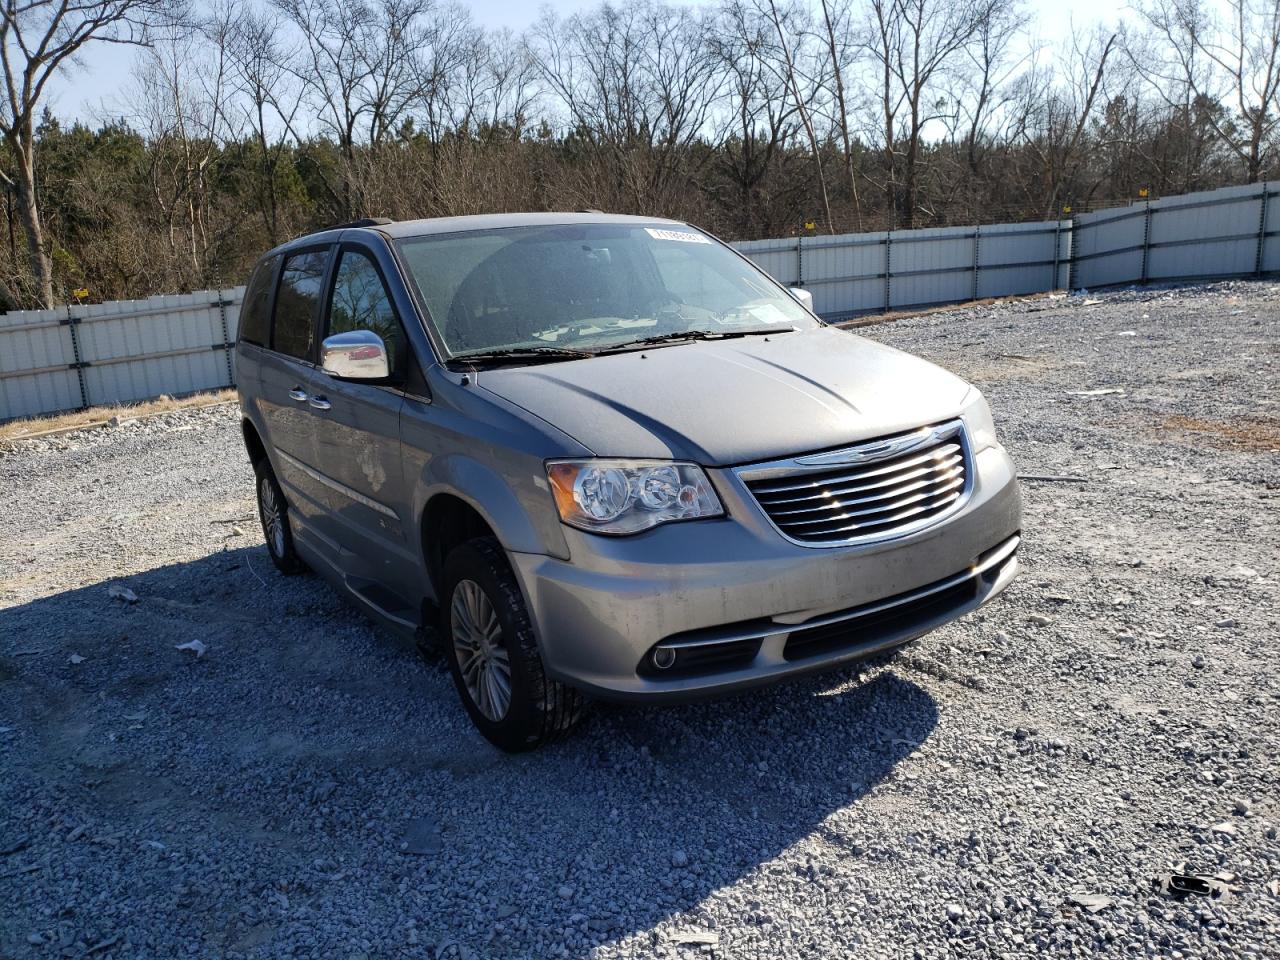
[308,396,332,411]
[288,387,308,402]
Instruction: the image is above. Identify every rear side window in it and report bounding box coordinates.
[273,249,330,360]
[325,250,402,371]
[237,255,279,347]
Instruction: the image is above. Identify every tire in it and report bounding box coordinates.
[440,537,586,751]
[254,458,307,576]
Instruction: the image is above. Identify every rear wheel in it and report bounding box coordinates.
[441,537,586,751]
[254,459,307,575]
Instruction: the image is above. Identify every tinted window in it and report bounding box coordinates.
[238,255,278,346]
[325,250,401,370]
[273,249,329,360]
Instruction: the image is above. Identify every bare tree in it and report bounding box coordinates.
[1136,0,1280,182]
[815,0,863,228]
[1010,26,1119,217]
[709,0,805,235]
[0,0,177,307]
[272,0,432,216]
[863,0,999,227]
[218,1,304,245]
[532,0,723,212]
[756,0,834,230]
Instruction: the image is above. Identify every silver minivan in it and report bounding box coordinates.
[235,213,1021,751]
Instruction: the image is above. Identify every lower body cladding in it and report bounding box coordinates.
[510,444,1023,701]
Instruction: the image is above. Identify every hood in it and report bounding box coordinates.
[475,327,972,466]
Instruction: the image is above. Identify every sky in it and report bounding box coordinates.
[44,0,1127,125]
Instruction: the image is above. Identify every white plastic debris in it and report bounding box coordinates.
[175,640,207,659]
[1067,388,1126,397]
[68,653,85,665]
[107,584,138,603]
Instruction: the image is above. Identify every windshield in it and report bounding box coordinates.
[394,223,818,360]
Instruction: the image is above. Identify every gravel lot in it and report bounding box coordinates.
[1,281,1277,959]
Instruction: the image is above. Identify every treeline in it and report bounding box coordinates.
[2,0,1279,308]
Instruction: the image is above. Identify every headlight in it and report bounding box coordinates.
[961,388,999,452]
[546,459,724,534]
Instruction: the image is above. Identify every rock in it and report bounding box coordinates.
[175,639,206,659]
[1029,615,1052,627]
[313,781,338,802]
[1068,892,1113,913]
[27,933,43,946]
[496,905,517,919]
[557,885,573,900]
[68,653,85,665]
[945,904,964,920]
[402,818,442,856]
[671,850,688,868]
[1192,656,1206,669]
[1233,799,1250,816]
[1209,821,1237,836]
[665,929,719,946]
[1214,618,1237,629]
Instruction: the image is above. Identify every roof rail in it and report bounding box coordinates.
[326,217,394,231]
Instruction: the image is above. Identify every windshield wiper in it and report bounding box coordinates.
[448,346,595,368]
[600,326,796,352]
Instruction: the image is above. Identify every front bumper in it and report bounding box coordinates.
[509,444,1022,700]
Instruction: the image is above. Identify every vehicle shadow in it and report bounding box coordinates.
[0,545,938,958]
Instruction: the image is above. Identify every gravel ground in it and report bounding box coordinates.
[1,281,1277,959]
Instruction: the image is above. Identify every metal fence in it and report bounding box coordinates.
[735,218,1071,320]
[1071,182,1280,289]
[2,181,1278,422]
[0,290,243,421]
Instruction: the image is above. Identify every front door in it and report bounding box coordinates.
[308,244,417,605]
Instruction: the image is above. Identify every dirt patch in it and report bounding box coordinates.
[1157,414,1280,452]
[0,390,236,441]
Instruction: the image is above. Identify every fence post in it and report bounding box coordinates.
[1255,182,1269,276]
[1052,220,1062,291]
[972,226,981,300]
[1140,201,1152,285]
[64,303,89,411]
[883,231,892,311]
[217,295,234,386]
[1067,218,1079,291]
[796,236,804,287]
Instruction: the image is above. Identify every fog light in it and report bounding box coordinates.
[651,647,677,670]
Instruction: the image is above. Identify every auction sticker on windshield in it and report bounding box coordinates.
[645,228,711,243]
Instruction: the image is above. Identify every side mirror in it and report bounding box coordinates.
[321,330,390,380]
[789,287,815,313]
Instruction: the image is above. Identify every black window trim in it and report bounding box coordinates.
[269,242,336,365]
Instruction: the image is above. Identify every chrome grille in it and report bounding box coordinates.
[738,421,970,546]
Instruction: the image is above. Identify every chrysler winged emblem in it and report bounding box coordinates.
[792,424,946,467]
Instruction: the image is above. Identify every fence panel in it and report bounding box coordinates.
[800,232,889,316]
[0,288,244,421]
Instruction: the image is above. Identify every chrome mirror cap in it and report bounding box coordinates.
[321,330,389,380]
[790,287,815,313]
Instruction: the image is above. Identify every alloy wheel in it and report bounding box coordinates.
[450,579,512,722]
[259,475,286,557]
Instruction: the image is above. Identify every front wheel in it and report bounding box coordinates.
[441,538,586,751]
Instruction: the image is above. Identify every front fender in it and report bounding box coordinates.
[414,452,570,561]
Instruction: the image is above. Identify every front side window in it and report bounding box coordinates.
[395,224,816,359]
[325,250,401,371]
[273,249,329,360]
[238,255,279,347]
